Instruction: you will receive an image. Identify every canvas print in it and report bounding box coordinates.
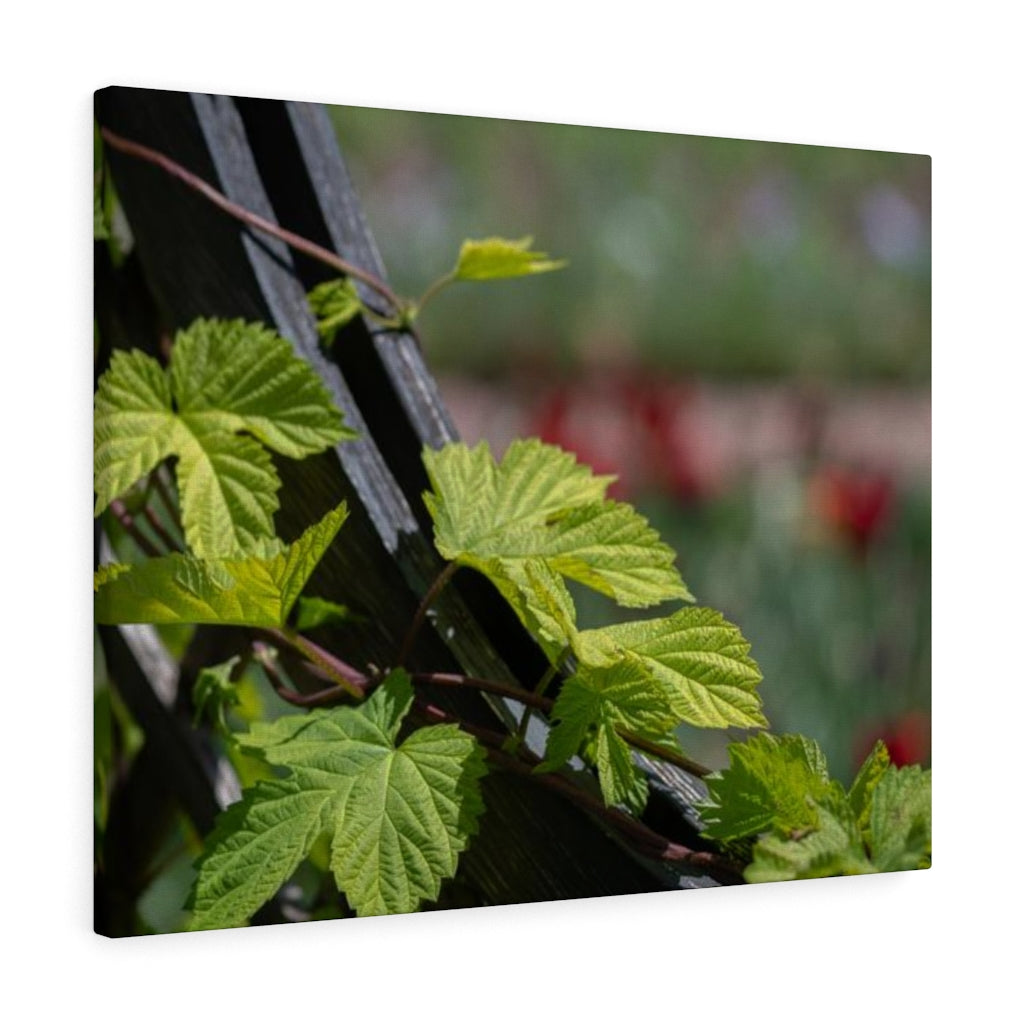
[93,86,930,936]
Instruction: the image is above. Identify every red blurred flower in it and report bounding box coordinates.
[810,465,894,554]
[527,370,708,504]
[854,710,931,771]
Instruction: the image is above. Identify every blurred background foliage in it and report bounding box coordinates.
[330,107,929,380]
[330,105,930,784]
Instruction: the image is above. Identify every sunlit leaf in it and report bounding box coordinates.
[94,504,347,628]
[307,278,363,346]
[95,318,355,558]
[540,660,676,813]
[699,733,831,842]
[578,608,765,729]
[423,440,690,659]
[452,236,566,281]
[188,671,487,926]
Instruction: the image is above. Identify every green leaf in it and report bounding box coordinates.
[490,500,693,608]
[745,789,876,883]
[848,739,891,833]
[93,562,131,590]
[540,660,676,812]
[307,278,363,346]
[482,558,580,662]
[424,439,614,556]
[190,670,487,925]
[188,777,333,929]
[699,733,832,842]
[293,595,358,631]
[94,349,178,514]
[94,504,347,628]
[452,236,566,281]
[94,318,355,558]
[578,607,765,729]
[867,765,931,872]
[423,440,691,654]
[192,656,242,731]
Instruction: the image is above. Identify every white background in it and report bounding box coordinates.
[2,2,1018,1020]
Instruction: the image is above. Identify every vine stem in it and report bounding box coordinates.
[99,126,403,313]
[617,729,712,779]
[255,650,715,780]
[410,672,553,711]
[511,654,564,749]
[141,504,180,553]
[109,498,161,557]
[397,562,459,666]
[414,699,742,882]
[253,642,355,708]
[149,467,182,534]
[263,627,368,699]
[413,270,456,317]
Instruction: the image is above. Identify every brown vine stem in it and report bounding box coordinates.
[249,635,715,780]
[108,499,161,558]
[99,126,404,314]
[511,655,563,750]
[264,627,369,700]
[411,665,713,778]
[149,467,182,535]
[414,699,742,883]
[142,504,180,553]
[253,642,355,708]
[617,730,712,780]
[411,671,553,711]
[396,561,459,667]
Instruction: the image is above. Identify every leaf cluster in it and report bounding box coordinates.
[422,440,765,810]
[94,318,356,629]
[699,735,931,881]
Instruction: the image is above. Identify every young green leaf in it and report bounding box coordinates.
[578,607,765,729]
[94,503,347,628]
[452,236,566,281]
[192,656,242,731]
[540,660,677,813]
[867,765,931,872]
[94,318,355,558]
[848,738,891,833]
[704,735,930,882]
[744,789,877,883]
[293,595,359,631]
[699,733,832,842]
[307,278,363,346]
[189,670,487,926]
[423,441,691,654]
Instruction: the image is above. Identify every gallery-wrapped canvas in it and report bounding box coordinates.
[93,86,930,936]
